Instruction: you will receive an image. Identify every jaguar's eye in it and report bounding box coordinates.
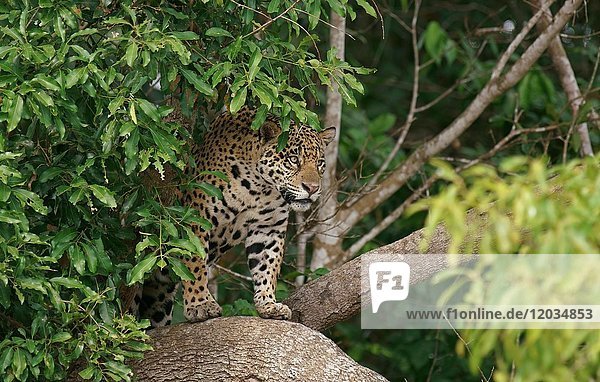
[318,159,326,171]
[288,156,299,166]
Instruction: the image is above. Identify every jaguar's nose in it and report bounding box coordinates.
[302,182,320,196]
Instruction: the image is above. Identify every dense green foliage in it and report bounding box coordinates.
[0,0,368,380]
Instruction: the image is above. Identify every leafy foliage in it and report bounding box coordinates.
[0,0,369,380]
[413,155,600,381]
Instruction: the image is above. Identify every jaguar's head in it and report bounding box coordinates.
[257,120,336,211]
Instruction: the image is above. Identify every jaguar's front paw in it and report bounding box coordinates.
[256,301,292,320]
[184,299,222,322]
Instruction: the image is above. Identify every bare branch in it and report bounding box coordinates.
[533,0,594,156]
[294,213,309,287]
[329,0,584,259]
[310,11,346,270]
[344,123,562,259]
[490,0,554,81]
[213,263,252,282]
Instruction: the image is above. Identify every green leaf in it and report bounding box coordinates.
[0,184,11,202]
[129,101,138,124]
[54,15,65,41]
[252,82,277,109]
[424,21,447,64]
[108,96,125,115]
[89,185,117,208]
[69,246,86,275]
[51,332,72,343]
[92,239,113,272]
[193,182,223,199]
[65,67,86,89]
[50,277,85,289]
[248,49,262,82]
[127,255,157,285]
[0,347,13,374]
[171,31,199,40]
[180,68,213,96]
[12,348,26,379]
[78,366,96,380]
[0,210,23,224]
[81,242,99,273]
[167,257,195,281]
[68,188,86,205]
[34,75,60,91]
[137,99,160,122]
[39,167,62,183]
[250,104,268,130]
[356,0,377,17]
[184,227,206,258]
[205,27,232,38]
[125,42,138,67]
[13,189,48,215]
[230,86,247,113]
[7,95,23,132]
[0,283,10,309]
[163,7,188,20]
[18,278,47,294]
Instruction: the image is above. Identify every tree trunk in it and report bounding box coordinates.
[131,317,388,382]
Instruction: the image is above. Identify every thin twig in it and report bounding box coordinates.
[294,212,309,287]
[490,0,555,81]
[246,0,302,38]
[363,0,422,192]
[344,123,561,259]
[213,263,252,282]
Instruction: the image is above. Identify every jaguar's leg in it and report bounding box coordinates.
[245,228,291,320]
[182,233,222,322]
[138,267,178,328]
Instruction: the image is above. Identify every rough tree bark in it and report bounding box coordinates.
[131,318,388,382]
[123,211,482,381]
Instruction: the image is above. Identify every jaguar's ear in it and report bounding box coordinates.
[259,120,281,143]
[320,127,336,146]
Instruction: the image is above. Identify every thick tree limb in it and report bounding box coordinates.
[285,211,481,331]
[131,317,388,382]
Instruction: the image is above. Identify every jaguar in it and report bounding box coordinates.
[135,106,335,327]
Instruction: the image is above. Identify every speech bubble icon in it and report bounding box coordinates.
[369,262,410,313]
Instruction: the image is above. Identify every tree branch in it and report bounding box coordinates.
[284,209,483,331]
[534,0,595,157]
[129,317,389,382]
[311,10,346,270]
[319,0,583,267]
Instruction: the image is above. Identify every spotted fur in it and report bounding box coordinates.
[136,107,335,326]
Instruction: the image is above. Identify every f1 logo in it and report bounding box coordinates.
[369,262,410,313]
